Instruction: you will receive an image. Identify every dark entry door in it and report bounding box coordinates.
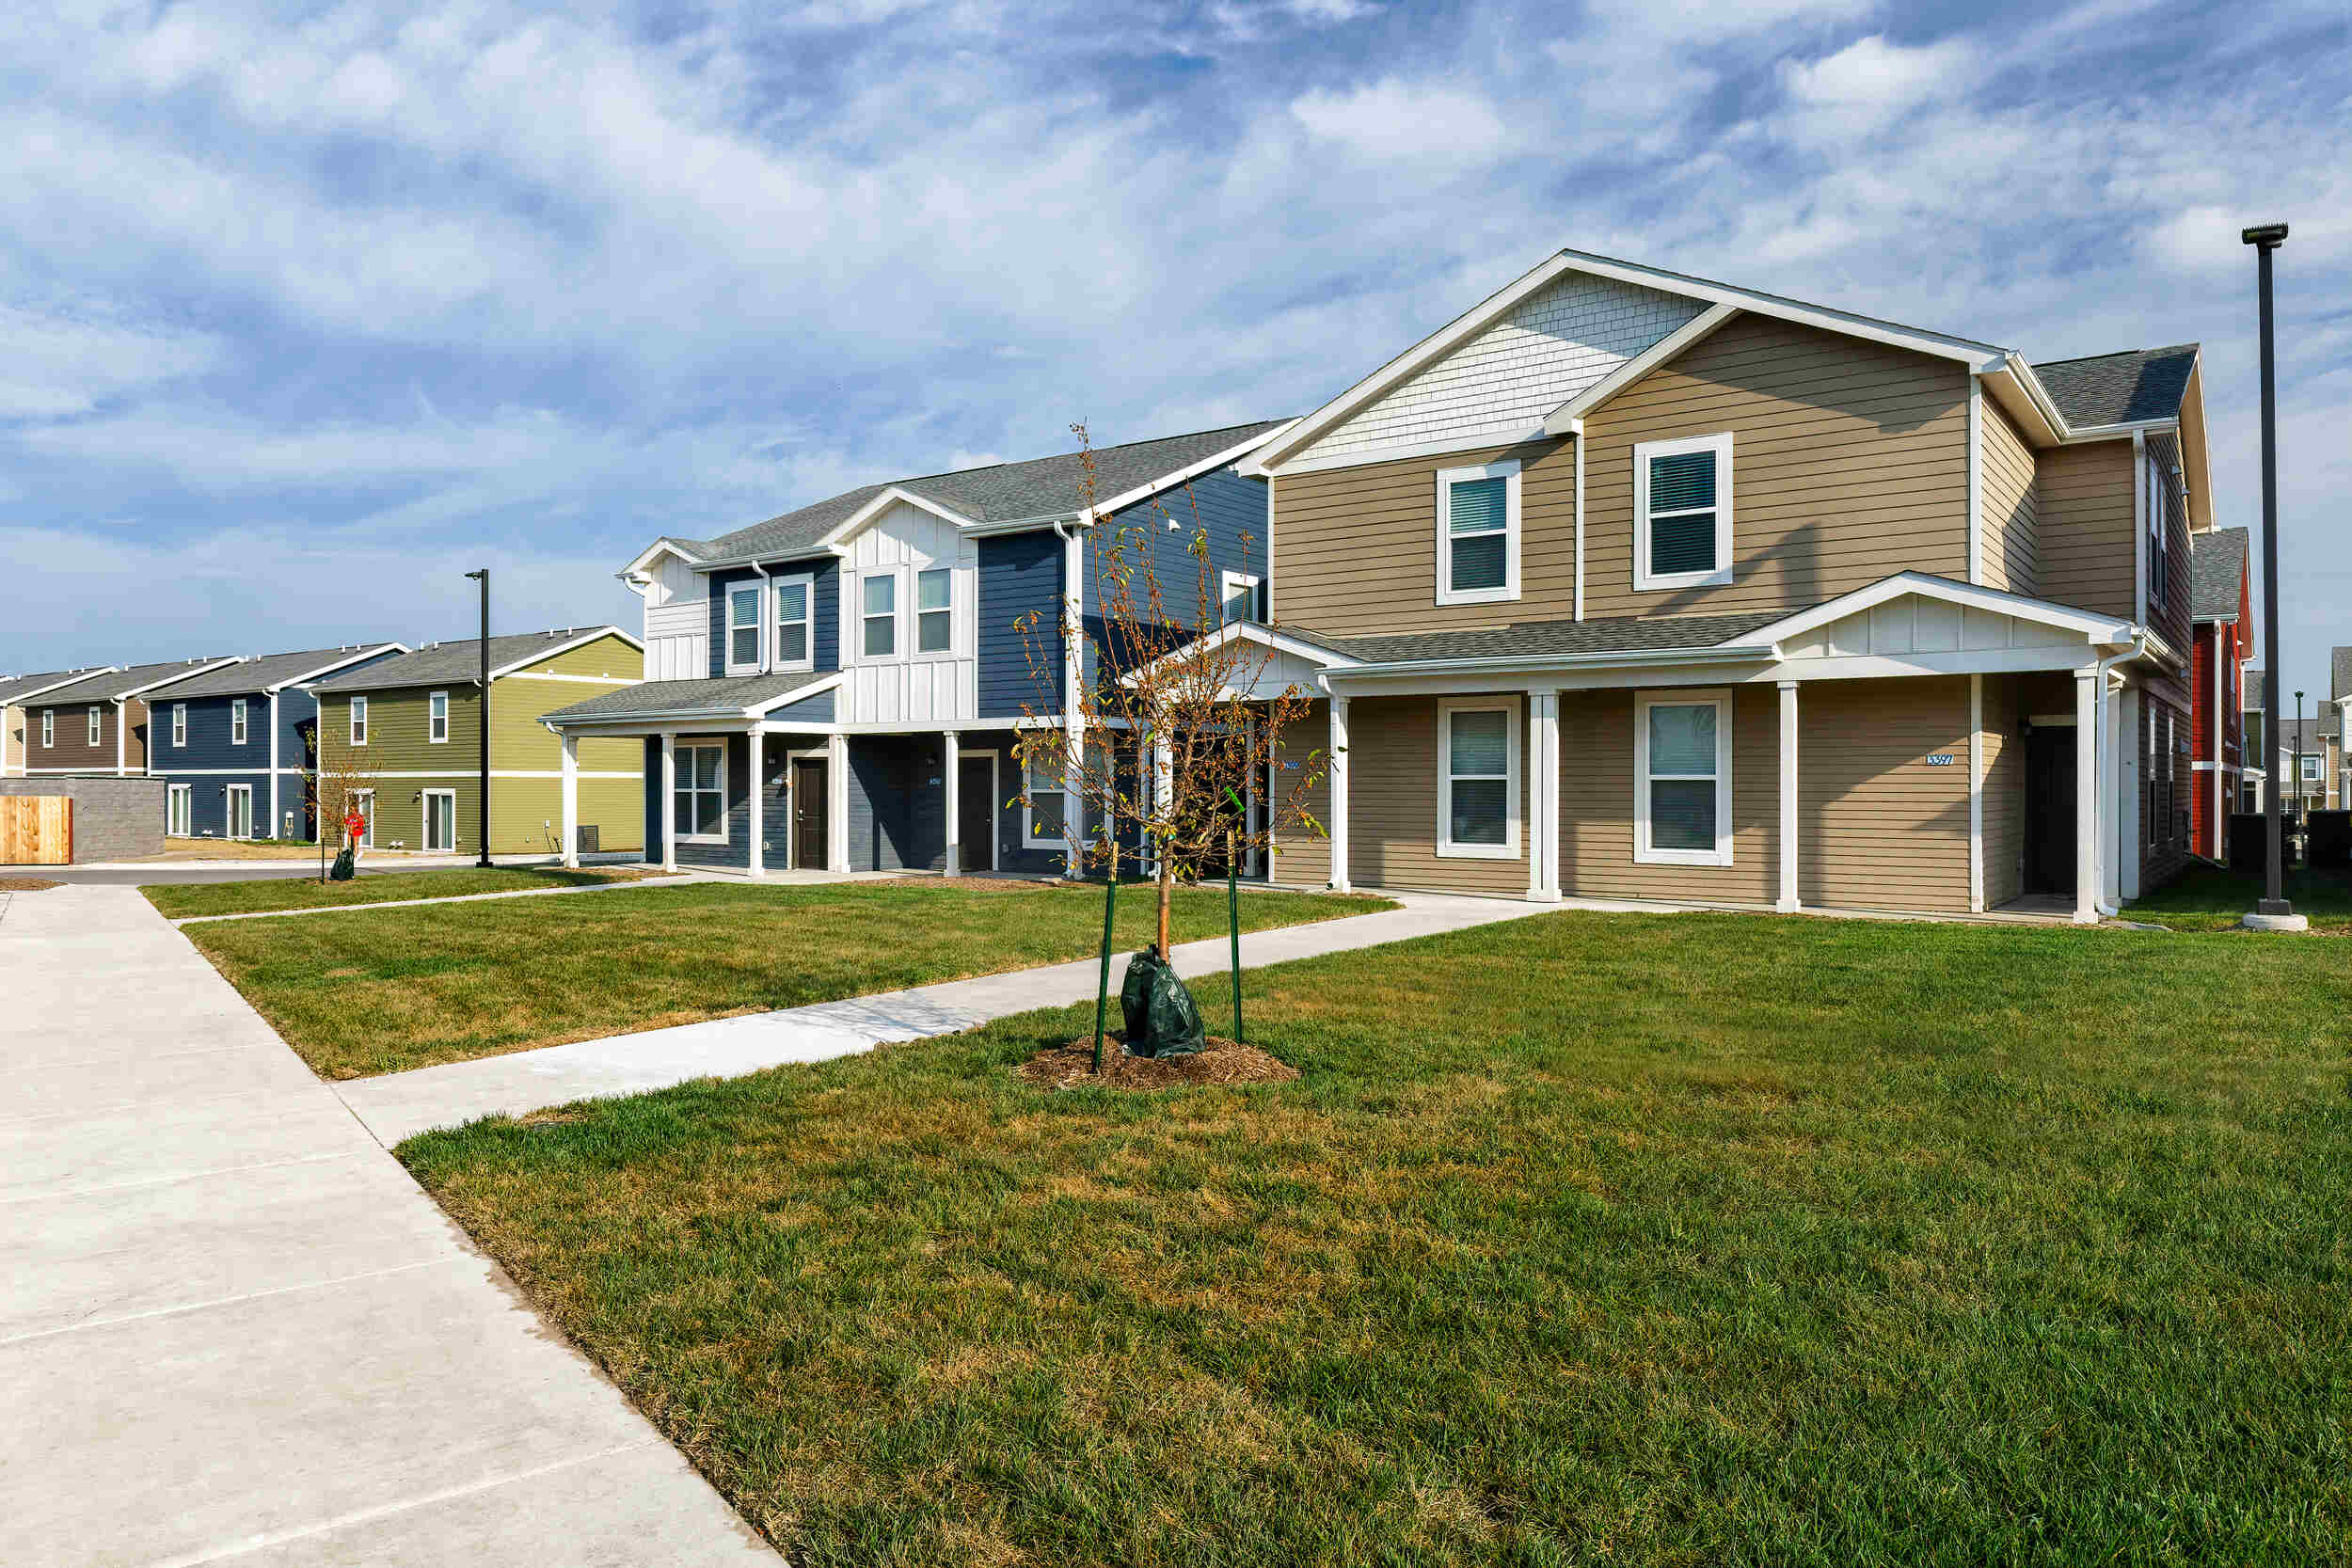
[2024,723,2076,895]
[793,760,827,869]
[957,756,995,871]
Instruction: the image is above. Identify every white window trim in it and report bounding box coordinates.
[225,784,254,840]
[87,706,102,747]
[911,565,960,663]
[1436,696,1521,860]
[1435,460,1521,607]
[427,690,450,744]
[167,784,192,836]
[41,710,53,748]
[349,696,369,747]
[421,787,459,853]
[1635,688,1735,867]
[1021,752,1070,850]
[855,568,903,664]
[724,580,767,676]
[350,788,374,848]
[771,571,817,673]
[1220,570,1264,625]
[171,703,187,747]
[1633,432,1735,593]
[230,698,248,746]
[674,740,730,845]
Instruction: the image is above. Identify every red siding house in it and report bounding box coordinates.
[2187,528,2250,860]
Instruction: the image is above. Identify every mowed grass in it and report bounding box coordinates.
[188,879,1390,1079]
[2124,863,2352,932]
[401,911,2352,1568]
[142,864,662,920]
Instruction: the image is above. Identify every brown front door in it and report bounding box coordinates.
[957,755,994,871]
[793,760,827,869]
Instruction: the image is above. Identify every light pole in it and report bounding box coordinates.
[2241,222,2303,929]
[2294,689,2306,848]
[465,568,492,868]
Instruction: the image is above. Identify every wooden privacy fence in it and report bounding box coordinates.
[0,796,72,864]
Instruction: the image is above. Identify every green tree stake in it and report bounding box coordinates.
[1225,787,1246,1044]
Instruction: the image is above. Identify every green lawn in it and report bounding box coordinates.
[403,911,2352,1568]
[142,865,660,920]
[2123,863,2352,932]
[187,880,1390,1079]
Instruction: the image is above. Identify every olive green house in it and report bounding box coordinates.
[305,627,645,856]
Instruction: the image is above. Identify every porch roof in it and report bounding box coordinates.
[1287,609,1788,666]
[546,669,834,725]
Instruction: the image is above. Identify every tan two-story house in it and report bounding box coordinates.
[1179,248,2208,922]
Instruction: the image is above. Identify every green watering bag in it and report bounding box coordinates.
[1120,946,1206,1058]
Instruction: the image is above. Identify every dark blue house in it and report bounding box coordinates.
[542,420,1293,876]
[148,643,407,840]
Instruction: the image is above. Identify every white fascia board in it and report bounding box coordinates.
[1120,620,1362,688]
[1542,305,1740,433]
[1740,572,2137,647]
[485,626,644,682]
[623,537,705,578]
[264,643,409,693]
[1267,425,1553,478]
[1087,421,1301,519]
[1,668,119,705]
[746,672,845,717]
[1980,363,2063,447]
[814,485,982,550]
[121,658,247,700]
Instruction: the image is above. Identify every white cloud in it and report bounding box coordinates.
[0,302,220,420]
[1778,34,1979,136]
[1290,78,1512,164]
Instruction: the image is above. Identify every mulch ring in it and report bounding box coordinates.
[0,877,62,893]
[1017,1034,1299,1091]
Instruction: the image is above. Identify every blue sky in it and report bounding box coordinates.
[4,0,2348,702]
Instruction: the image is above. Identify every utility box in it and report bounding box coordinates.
[574,824,601,854]
[2306,811,2351,870]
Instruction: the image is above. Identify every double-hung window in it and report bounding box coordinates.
[1221,572,1264,625]
[1023,751,1068,848]
[2145,451,2170,613]
[675,742,727,842]
[427,690,450,743]
[1635,690,1733,866]
[171,703,187,747]
[40,710,53,748]
[1634,434,1734,591]
[773,575,813,670]
[349,696,368,746]
[915,568,953,655]
[87,706,102,746]
[1437,698,1518,858]
[230,698,247,745]
[862,574,898,657]
[727,583,764,673]
[1436,461,1518,605]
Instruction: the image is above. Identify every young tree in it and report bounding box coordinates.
[1011,424,1331,1006]
[307,710,382,881]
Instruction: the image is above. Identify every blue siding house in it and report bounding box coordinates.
[542,420,1293,878]
[148,643,406,840]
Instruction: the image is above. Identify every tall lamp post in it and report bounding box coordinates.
[2241,222,2304,930]
[2294,689,2306,844]
[465,568,493,869]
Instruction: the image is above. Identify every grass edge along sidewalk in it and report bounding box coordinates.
[141,864,663,919]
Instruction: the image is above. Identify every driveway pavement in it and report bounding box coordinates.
[0,884,780,1566]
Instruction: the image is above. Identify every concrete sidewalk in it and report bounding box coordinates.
[0,884,779,1567]
[339,890,1557,1145]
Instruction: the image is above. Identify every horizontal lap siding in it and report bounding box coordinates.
[1796,677,1971,912]
[1345,695,1529,895]
[1268,702,1332,887]
[527,634,641,681]
[1559,686,1777,905]
[1980,400,2040,596]
[1979,675,2026,909]
[2036,441,2134,619]
[1583,316,1971,618]
[26,699,129,772]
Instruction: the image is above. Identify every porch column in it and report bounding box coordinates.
[1063,721,1084,879]
[2074,671,2098,924]
[660,732,677,873]
[1527,689,1560,902]
[560,731,580,868]
[943,730,961,877]
[1327,695,1351,894]
[268,691,281,842]
[1777,680,1801,912]
[746,731,764,878]
[827,731,850,871]
[115,698,126,776]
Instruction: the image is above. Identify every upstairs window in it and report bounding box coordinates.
[428,690,450,743]
[1438,698,1518,858]
[862,574,898,658]
[87,705,102,746]
[1636,690,1733,866]
[350,696,368,746]
[171,703,187,747]
[2145,451,2171,612]
[1635,434,1734,592]
[230,698,247,745]
[727,584,764,673]
[916,568,953,655]
[40,710,53,748]
[1436,461,1518,605]
[773,575,813,670]
[1221,572,1264,626]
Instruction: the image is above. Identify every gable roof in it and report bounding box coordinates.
[2188,528,2250,623]
[310,628,636,693]
[30,658,242,705]
[2333,647,2352,704]
[145,643,407,700]
[545,669,837,725]
[2028,346,2200,430]
[0,668,113,705]
[677,420,1290,568]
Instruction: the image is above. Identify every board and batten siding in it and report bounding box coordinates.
[1581,315,1972,619]
[1979,399,2040,596]
[1558,685,1779,906]
[642,554,707,683]
[839,502,980,725]
[2034,440,2135,620]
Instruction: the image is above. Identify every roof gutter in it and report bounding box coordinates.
[1326,641,1776,688]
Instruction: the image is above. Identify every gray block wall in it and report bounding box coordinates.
[0,777,167,863]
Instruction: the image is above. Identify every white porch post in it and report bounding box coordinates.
[1327,695,1351,894]
[1151,736,1172,879]
[827,731,850,871]
[1527,689,1560,902]
[1967,674,1984,912]
[560,731,580,868]
[2102,675,2124,911]
[2074,671,2098,924]
[660,732,677,873]
[746,730,764,878]
[1777,679,1801,912]
[943,730,961,877]
[115,699,126,776]
[268,691,281,840]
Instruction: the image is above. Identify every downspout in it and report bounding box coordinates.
[1569,418,1586,621]
[115,697,127,776]
[269,689,280,840]
[2095,634,2149,917]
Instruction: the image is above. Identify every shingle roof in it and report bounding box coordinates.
[545,670,834,723]
[0,668,112,705]
[310,628,631,693]
[692,420,1289,565]
[2189,528,2249,623]
[29,658,240,705]
[143,643,405,700]
[1292,610,1788,665]
[2029,345,2199,428]
[2332,647,2352,704]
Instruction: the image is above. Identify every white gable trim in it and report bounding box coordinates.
[121,658,247,700]
[486,626,646,682]
[816,486,982,550]
[1088,421,1298,520]
[748,672,845,717]
[1743,573,2137,647]
[1,669,118,706]
[263,643,411,694]
[1120,620,1361,689]
[1543,306,1740,434]
[623,537,706,580]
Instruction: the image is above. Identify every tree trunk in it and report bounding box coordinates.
[1157,858,1174,956]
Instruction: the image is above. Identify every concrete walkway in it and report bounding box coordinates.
[0,884,780,1567]
[339,890,1555,1144]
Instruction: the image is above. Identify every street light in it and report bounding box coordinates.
[465,569,492,869]
[2241,222,2304,929]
